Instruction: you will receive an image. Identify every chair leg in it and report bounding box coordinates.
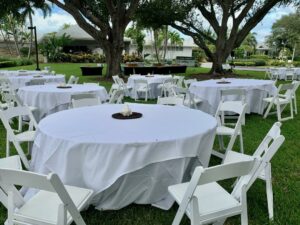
[6,137,10,157]
[294,96,297,114]
[265,164,274,220]
[263,102,273,119]
[239,131,244,154]
[217,135,224,151]
[276,104,282,121]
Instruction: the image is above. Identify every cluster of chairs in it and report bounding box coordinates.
[265,67,300,81]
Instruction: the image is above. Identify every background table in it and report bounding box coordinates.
[189,78,277,114]
[18,84,108,121]
[29,104,217,210]
[8,74,65,89]
[127,75,172,99]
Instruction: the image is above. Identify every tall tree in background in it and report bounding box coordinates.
[138,0,295,74]
[19,0,51,59]
[46,0,142,77]
[125,23,145,57]
[267,10,300,60]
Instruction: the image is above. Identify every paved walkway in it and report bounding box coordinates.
[201,62,267,72]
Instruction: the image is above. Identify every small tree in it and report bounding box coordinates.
[125,23,145,57]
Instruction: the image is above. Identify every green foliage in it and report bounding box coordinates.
[54,53,106,63]
[125,24,145,56]
[233,59,267,66]
[0,61,16,68]
[122,53,143,63]
[250,55,270,60]
[39,32,72,62]
[268,60,287,66]
[0,58,33,68]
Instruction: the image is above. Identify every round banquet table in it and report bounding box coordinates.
[18,84,109,121]
[189,78,277,114]
[127,75,172,99]
[8,74,65,89]
[0,70,48,76]
[29,104,217,210]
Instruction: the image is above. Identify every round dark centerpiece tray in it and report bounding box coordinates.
[145,75,154,77]
[33,75,43,78]
[112,112,142,120]
[217,81,231,84]
[57,86,72,89]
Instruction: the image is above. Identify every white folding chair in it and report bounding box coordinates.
[0,156,22,210]
[108,75,120,97]
[168,159,260,225]
[0,169,93,225]
[220,89,247,125]
[133,79,150,101]
[290,81,300,115]
[183,90,203,109]
[212,101,247,159]
[183,79,197,89]
[285,68,295,81]
[67,75,79,84]
[0,106,38,169]
[158,78,176,97]
[263,83,295,121]
[71,93,101,108]
[109,89,124,104]
[224,122,285,220]
[157,96,184,106]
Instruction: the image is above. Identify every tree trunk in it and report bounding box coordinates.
[27,12,33,59]
[105,48,122,78]
[209,50,230,75]
[162,26,168,61]
[153,29,160,63]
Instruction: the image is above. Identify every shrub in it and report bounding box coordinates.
[250,54,269,60]
[268,60,286,66]
[16,58,34,66]
[0,61,17,68]
[57,53,106,63]
[254,59,266,66]
[122,53,143,63]
[233,59,266,66]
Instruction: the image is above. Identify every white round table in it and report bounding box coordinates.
[29,104,217,210]
[8,74,65,89]
[0,70,48,76]
[189,78,277,114]
[127,75,172,99]
[18,84,109,121]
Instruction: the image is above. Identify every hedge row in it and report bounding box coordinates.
[233,59,266,66]
[0,58,33,68]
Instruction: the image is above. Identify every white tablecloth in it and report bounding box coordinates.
[189,78,277,114]
[18,84,109,121]
[0,70,49,76]
[29,104,217,210]
[8,74,65,89]
[127,75,172,99]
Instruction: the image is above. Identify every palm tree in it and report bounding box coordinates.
[19,1,51,59]
[168,30,184,59]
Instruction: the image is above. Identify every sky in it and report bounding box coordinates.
[32,4,296,44]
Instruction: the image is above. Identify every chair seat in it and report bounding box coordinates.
[15,130,36,142]
[216,126,236,135]
[28,106,38,112]
[14,185,93,225]
[263,97,289,104]
[169,182,241,217]
[0,155,22,170]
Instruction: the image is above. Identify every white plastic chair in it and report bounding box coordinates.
[183,79,197,89]
[157,96,184,106]
[290,81,300,115]
[285,68,295,81]
[158,78,176,97]
[263,83,295,121]
[220,89,247,125]
[223,122,285,220]
[109,89,124,104]
[183,90,203,109]
[0,106,38,169]
[67,75,79,84]
[133,79,150,101]
[0,168,93,225]
[212,101,248,159]
[0,156,22,209]
[168,159,260,225]
[108,75,121,96]
[71,93,101,108]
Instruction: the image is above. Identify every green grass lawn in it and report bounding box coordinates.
[0,63,299,224]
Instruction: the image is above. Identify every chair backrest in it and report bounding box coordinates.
[26,79,45,86]
[221,88,246,103]
[0,106,37,169]
[173,159,260,223]
[134,79,148,90]
[278,83,294,100]
[109,89,124,104]
[71,93,101,108]
[157,96,184,106]
[0,169,88,225]
[112,75,120,84]
[183,79,197,88]
[67,75,79,84]
[173,76,184,88]
[216,101,247,116]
